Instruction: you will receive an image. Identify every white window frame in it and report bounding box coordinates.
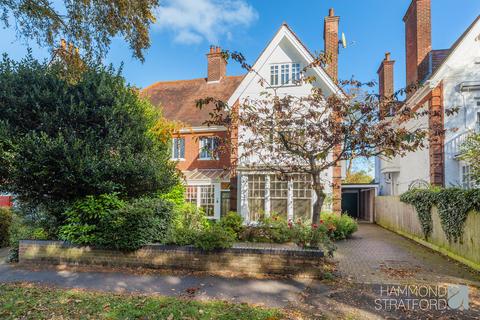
[270,63,302,87]
[185,183,221,220]
[199,137,218,160]
[461,163,475,189]
[171,137,185,160]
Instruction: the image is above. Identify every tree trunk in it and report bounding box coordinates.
[311,178,326,224]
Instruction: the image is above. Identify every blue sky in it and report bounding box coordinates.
[1,0,479,92]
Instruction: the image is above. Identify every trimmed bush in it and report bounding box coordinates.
[320,213,358,240]
[60,194,175,251]
[219,212,244,238]
[194,224,236,251]
[59,194,125,246]
[239,214,291,243]
[96,197,174,251]
[0,208,13,247]
[165,203,210,246]
[289,220,335,253]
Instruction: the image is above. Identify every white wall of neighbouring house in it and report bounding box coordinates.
[441,22,480,188]
[378,103,430,196]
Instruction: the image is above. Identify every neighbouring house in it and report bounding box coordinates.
[376,0,480,195]
[0,195,12,208]
[143,9,351,222]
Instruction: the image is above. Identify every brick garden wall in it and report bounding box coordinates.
[19,241,327,278]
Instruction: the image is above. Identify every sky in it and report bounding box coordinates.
[1,0,479,92]
[0,0,479,177]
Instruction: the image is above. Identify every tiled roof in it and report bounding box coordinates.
[141,76,244,126]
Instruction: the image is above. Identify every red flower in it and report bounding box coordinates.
[312,224,318,229]
[319,220,324,224]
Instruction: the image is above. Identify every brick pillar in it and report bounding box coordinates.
[324,8,342,213]
[332,161,342,214]
[429,83,444,186]
[229,101,239,212]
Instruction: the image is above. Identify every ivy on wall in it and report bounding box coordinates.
[400,188,439,239]
[400,188,480,243]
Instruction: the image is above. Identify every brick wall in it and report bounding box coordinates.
[176,130,230,171]
[19,241,328,278]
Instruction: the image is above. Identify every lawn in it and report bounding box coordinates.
[0,283,284,320]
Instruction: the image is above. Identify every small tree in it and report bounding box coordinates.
[198,52,451,224]
[0,54,179,225]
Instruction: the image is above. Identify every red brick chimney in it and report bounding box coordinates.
[324,8,340,81]
[377,52,395,118]
[403,0,432,89]
[207,46,226,83]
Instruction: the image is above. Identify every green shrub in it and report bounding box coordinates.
[239,214,291,243]
[194,224,236,251]
[7,211,49,262]
[219,212,244,238]
[289,220,335,253]
[0,208,13,247]
[95,197,174,251]
[59,194,175,251]
[320,213,358,240]
[165,203,209,246]
[59,194,125,246]
[159,183,186,207]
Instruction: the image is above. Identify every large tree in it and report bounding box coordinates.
[0,0,158,61]
[0,54,178,223]
[199,52,451,223]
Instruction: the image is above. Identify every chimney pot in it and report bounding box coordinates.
[385,52,391,61]
[329,8,335,17]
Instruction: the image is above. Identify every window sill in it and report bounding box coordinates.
[268,83,302,89]
[198,158,219,161]
[172,158,185,161]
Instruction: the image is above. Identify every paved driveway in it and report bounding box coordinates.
[334,223,480,285]
[298,224,480,319]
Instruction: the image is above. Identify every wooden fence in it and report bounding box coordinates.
[375,196,480,271]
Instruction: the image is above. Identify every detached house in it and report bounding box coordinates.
[143,9,347,222]
[376,0,480,195]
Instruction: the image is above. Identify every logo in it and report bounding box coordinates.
[374,283,469,311]
[448,285,469,310]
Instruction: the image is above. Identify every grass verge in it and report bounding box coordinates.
[0,283,284,320]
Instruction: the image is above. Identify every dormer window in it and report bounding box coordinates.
[270,63,301,86]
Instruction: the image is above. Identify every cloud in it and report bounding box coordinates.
[155,0,258,44]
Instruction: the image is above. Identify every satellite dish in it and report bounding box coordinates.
[341,32,347,49]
